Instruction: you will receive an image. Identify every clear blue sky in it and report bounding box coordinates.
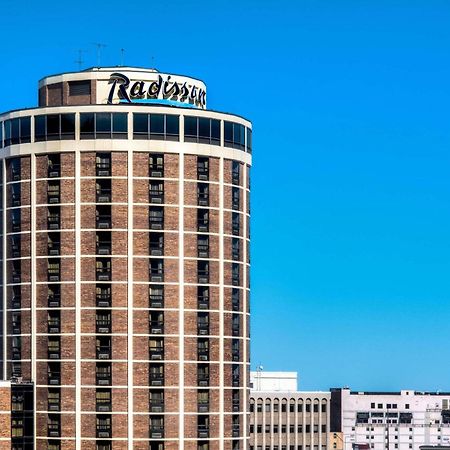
[2,0,450,391]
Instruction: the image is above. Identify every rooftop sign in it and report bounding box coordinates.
[104,72,207,109]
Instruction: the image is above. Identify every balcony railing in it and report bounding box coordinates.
[96,424,112,439]
[96,401,112,413]
[149,372,164,386]
[12,297,21,309]
[48,372,61,385]
[96,241,112,255]
[198,221,209,232]
[48,242,60,256]
[198,270,209,284]
[149,190,164,204]
[197,321,209,336]
[48,400,60,412]
[149,293,164,308]
[48,347,60,360]
[11,272,21,283]
[232,348,240,362]
[149,269,164,283]
[198,349,209,361]
[96,346,111,360]
[197,243,209,258]
[11,169,21,181]
[48,164,61,178]
[232,376,240,387]
[96,215,111,229]
[149,213,164,230]
[48,320,60,334]
[149,164,164,178]
[48,268,60,282]
[11,349,21,360]
[48,294,60,308]
[48,215,60,230]
[232,323,240,337]
[149,347,164,360]
[232,424,240,437]
[198,425,209,438]
[198,374,209,387]
[11,195,21,207]
[198,296,209,310]
[96,320,111,334]
[149,399,164,412]
[150,244,164,257]
[96,372,112,386]
[198,193,209,207]
[11,243,20,258]
[149,425,164,439]
[96,189,111,203]
[96,162,111,177]
[232,399,240,412]
[96,293,111,307]
[149,320,164,335]
[47,424,61,437]
[96,269,111,281]
[197,167,209,181]
[198,401,209,413]
[47,190,60,204]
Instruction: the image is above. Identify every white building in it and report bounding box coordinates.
[249,371,331,450]
[330,388,450,450]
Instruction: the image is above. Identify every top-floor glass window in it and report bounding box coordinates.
[133,113,179,141]
[35,114,75,142]
[3,117,31,146]
[184,117,220,145]
[80,113,127,139]
[246,128,252,153]
[224,121,246,151]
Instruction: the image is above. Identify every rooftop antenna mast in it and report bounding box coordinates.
[74,49,86,70]
[120,48,125,66]
[92,42,107,67]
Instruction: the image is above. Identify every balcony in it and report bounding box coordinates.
[96,214,111,229]
[232,322,240,337]
[198,220,209,233]
[198,269,209,285]
[47,187,60,204]
[232,295,240,311]
[96,402,112,413]
[96,424,112,439]
[11,194,20,207]
[11,221,21,233]
[232,397,240,412]
[149,292,164,308]
[96,346,111,360]
[232,347,240,362]
[198,425,209,439]
[48,163,61,178]
[48,240,60,256]
[198,373,209,387]
[149,235,164,256]
[198,192,209,207]
[197,319,209,336]
[47,424,61,437]
[232,424,240,437]
[96,292,111,308]
[197,242,209,258]
[149,163,164,178]
[96,162,111,177]
[149,346,164,361]
[48,400,60,412]
[11,168,21,182]
[197,166,209,181]
[149,425,164,439]
[48,214,60,230]
[232,376,240,387]
[48,347,60,360]
[11,241,20,258]
[149,372,164,387]
[96,189,111,203]
[150,266,164,283]
[48,318,60,334]
[232,223,240,235]
[197,348,209,362]
[149,209,164,230]
[12,319,20,334]
[149,398,164,413]
[149,319,164,335]
[48,293,60,308]
[96,240,111,256]
[96,318,111,334]
[149,189,164,204]
[96,268,111,282]
[96,372,112,386]
[48,267,60,282]
[11,349,21,360]
[48,372,61,385]
[198,401,209,413]
[11,271,21,284]
[198,295,209,310]
[12,296,21,309]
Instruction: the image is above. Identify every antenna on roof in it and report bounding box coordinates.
[92,42,107,67]
[120,48,125,66]
[75,49,87,70]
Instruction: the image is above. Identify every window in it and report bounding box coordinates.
[149,181,164,203]
[197,157,209,180]
[150,154,164,177]
[149,285,164,308]
[184,116,220,145]
[35,114,75,141]
[198,183,209,206]
[371,402,375,408]
[3,117,31,146]
[96,389,112,411]
[133,113,179,141]
[69,80,91,96]
[96,153,111,176]
[80,113,127,139]
[224,121,246,150]
[150,259,164,282]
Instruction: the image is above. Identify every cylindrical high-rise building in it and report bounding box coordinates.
[0,67,251,450]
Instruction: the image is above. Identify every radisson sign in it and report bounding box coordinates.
[107,72,207,109]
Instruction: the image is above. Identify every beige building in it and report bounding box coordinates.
[0,66,252,449]
[249,372,331,450]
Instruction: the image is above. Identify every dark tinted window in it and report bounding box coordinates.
[132,113,179,141]
[224,121,248,151]
[150,114,164,137]
[20,117,31,142]
[133,114,148,137]
[166,115,179,137]
[60,114,75,139]
[185,116,221,145]
[11,119,20,145]
[80,113,95,138]
[224,122,233,144]
[47,115,60,139]
[35,116,46,141]
[96,113,111,134]
[80,113,127,139]
[184,116,197,140]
